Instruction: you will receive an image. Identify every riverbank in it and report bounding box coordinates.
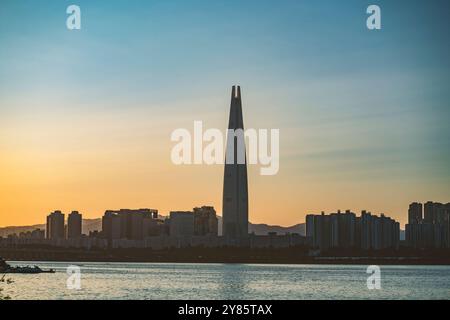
[2,247,450,265]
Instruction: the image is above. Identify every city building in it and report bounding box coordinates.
[67,211,82,239]
[330,210,356,249]
[46,210,65,240]
[102,210,122,240]
[406,201,450,249]
[222,85,249,239]
[306,212,331,250]
[424,201,448,224]
[102,206,218,242]
[169,211,194,237]
[359,210,372,250]
[193,206,218,236]
[408,202,423,224]
[102,208,162,242]
[306,210,400,252]
[14,229,45,240]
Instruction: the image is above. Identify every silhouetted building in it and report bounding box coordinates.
[359,210,372,250]
[408,202,423,224]
[406,201,450,249]
[102,208,162,242]
[223,85,249,239]
[89,230,101,238]
[424,201,448,224]
[307,210,399,251]
[46,210,65,240]
[193,206,218,236]
[18,229,45,240]
[169,211,194,237]
[67,211,82,239]
[306,212,331,250]
[330,210,356,249]
[102,211,121,240]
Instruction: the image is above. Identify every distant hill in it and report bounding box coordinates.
[249,223,305,236]
[216,216,305,236]
[0,219,102,238]
[0,217,306,237]
[0,224,46,238]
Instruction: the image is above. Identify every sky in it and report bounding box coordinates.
[0,0,449,228]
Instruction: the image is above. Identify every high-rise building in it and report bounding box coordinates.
[102,211,122,240]
[169,211,194,237]
[424,201,446,224]
[406,201,450,249]
[306,212,331,250]
[330,210,356,249]
[67,211,82,239]
[193,206,218,236]
[360,210,372,250]
[102,208,160,241]
[222,86,249,239]
[46,210,65,240]
[408,202,423,224]
[307,210,400,251]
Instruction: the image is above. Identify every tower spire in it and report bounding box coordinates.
[222,86,249,240]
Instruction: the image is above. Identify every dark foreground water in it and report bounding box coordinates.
[3,262,450,300]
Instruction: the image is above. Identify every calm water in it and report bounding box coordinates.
[3,262,450,300]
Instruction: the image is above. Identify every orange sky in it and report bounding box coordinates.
[1,101,448,229]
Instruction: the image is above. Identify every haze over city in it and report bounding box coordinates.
[1,0,449,228]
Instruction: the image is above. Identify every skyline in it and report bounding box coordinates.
[1,197,446,231]
[1,0,450,228]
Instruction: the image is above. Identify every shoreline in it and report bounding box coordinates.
[6,261,450,266]
[4,257,450,266]
[2,247,450,266]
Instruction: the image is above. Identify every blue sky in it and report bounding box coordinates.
[0,0,449,226]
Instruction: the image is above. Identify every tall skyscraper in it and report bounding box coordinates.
[67,211,82,239]
[222,86,249,239]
